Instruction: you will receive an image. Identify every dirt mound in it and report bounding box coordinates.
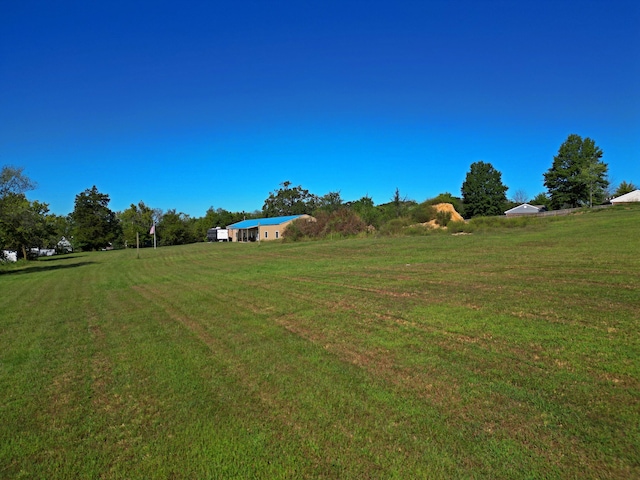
[423,203,465,228]
[433,203,464,222]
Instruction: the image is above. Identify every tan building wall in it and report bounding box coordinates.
[229,215,312,242]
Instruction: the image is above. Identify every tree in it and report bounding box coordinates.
[262,181,319,217]
[543,134,608,209]
[158,209,197,246]
[0,165,36,198]
[511,189,529,204]
[0,166,49,259]
[461,161,508,218]
[0,194,50,259]
[315,191,343,213]
[377,189,416,223]
[392,188,402,218]
[46,214,73,252]
[530,192,551,209]
[70,186,120,251]
[192,207,245,241]
[118,202,158,248]
[613,181,637,198]
[348,195,381,228]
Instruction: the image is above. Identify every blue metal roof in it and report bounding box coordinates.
[227,215,306,229]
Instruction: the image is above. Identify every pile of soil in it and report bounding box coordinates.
[423,203,465,228]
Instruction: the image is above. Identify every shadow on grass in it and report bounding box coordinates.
[0,260,95,276]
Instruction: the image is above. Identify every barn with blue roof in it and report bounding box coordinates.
[227,214,313,242]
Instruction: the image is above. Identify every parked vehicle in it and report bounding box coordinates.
[207,227,230,242]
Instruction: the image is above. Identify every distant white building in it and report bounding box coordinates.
[504,203,546,217]
[31,248,56,257]
[1,250,17,263]
[610,189,640,204]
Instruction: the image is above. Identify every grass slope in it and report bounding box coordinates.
[1,206,639,478]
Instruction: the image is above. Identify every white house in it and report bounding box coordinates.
[504,203,546,217]
[610,189,640,204]
[57,236,73,253]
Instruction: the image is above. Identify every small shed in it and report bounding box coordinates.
[227,215,313,242]
[504,204,546,217]
[610,189,640,204]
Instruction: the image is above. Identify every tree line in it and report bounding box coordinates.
[1,134,636,257]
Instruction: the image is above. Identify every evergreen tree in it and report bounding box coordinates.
[543,134,608,209]
[461,161,508,218]
[71,186,120,251]
[530,192,551,209]
[613,181,637,198]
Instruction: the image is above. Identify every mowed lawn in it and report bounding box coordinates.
[1,207,639,479]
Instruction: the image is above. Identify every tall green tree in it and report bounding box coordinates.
[0,165,49,259]
[0,194,50,259]
[70,186,120,251]
[391,188,404,218]
[262,181,319,217]
[543,134,608,209]
[0,165,36,198]
[315,191,343,214]
[461,161,508,218]
[158,209,197,246]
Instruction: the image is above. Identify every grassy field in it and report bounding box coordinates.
[1,206,639,479]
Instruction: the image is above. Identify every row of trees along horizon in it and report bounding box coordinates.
[1,134,637,258]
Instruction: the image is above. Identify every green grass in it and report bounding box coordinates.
[1,205,639,478]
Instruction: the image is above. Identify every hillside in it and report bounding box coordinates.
[1,205,639,478]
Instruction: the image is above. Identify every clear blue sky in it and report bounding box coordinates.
[2,0,639,217]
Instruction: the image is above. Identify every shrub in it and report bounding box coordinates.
[447,220,474,234]
[435,210,452,227]
[404,224,435,236]
[468,215,537,230]
[323,209,366,237]
[424,193,463,214]
[283,209,367,241]
[379,217,412,236]
[410,203,436,224]
[282,218,309,241]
